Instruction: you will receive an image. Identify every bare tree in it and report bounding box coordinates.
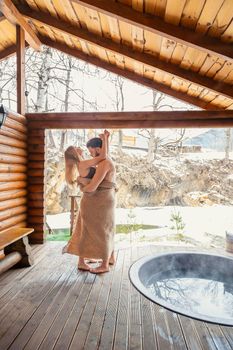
[0,56,17,108]
[225,128,232,161]
[139,90,188,162]
[59,56,72,151]
[147,91,164,162]
[34,47,53,112]
[107,74,125,152]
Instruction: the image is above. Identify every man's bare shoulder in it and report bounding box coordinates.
[100,157,115,169]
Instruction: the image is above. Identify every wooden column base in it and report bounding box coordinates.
[0,252,22,274]
[5,236,34,267]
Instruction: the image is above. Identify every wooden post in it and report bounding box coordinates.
[69,195,79,235]
[27,129,46,243]
[16,25,25,115]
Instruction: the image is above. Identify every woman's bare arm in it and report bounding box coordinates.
[81,161,109,193]
[77,176,90,187]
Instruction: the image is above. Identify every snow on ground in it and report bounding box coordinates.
[46,149,233,248]
[46,205,233,243]
[179,150,233,161]
[121,148,233,161]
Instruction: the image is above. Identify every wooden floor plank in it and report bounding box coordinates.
[0,249,61,321]
[113,248,131,350]
[153,305,177,350]
[141,294,158,349]
[220,326,233,348]
[129,246,143,350]
[0,242,57,297]
[97,249,125,350]
[83,252,119,350]
[68,263,109,350]
[139,245,158,350]
[163,311,187,350]
[206,324,232,350]
[52,273,96,350]
[22,267,78,350]
[0,255,73,349]
[29,271,88,350]
[192,321,217,349]
[0,242,232,350]
[178,315,206,350]
[9,266,78,350]
[0,243,49,288]
[0,244,63,320]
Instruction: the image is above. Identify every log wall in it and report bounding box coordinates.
[0,110,28,234]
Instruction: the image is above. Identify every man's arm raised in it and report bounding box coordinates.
[78,132,108,171]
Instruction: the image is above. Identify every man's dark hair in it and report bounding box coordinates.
[86,137,102,148]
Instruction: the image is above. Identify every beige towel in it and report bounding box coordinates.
[63,180,116,260]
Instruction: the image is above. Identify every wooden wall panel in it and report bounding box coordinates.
[27,128,46,244]
[0,110,28,236]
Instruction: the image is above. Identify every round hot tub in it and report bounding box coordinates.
[129,252,233,326]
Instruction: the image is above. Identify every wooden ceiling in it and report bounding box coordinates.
[0,0,233,110]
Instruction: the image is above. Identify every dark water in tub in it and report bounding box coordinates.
[147,270,233,320]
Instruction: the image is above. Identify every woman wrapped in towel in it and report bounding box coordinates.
[63,130,116,274]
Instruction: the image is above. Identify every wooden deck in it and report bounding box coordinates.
[0,242,233,350]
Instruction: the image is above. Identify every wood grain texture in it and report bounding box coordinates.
[0,243,232,349]
[0,0,41,50]
[39,36,228,110]
[71,0,233,61]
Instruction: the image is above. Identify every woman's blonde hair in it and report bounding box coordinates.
[64,146,80,185]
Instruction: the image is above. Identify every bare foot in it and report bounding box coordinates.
[85,258,101,264]
[109,252,116,265]
[78,263,90,271]
[89,266,109,274]
[109,258,115,265]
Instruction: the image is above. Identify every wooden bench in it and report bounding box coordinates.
[0,228,34,274]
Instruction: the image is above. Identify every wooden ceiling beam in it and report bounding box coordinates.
[0,12,5,22]
[26,111,233,129]
[26,110,233,121]
[0,42,29,62]
[27,119,233,128]
[0,44,16,61]
[19,7,233,101]
[72,0,233,62]
[40,36,218,111]
[0,0,41,51]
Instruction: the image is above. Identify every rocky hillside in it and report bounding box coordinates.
[185,129,233,151]
[46,150,233,214]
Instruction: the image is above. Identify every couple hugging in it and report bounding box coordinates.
[62,130,116,274]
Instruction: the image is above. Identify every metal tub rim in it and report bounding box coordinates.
[129,251,233,326]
